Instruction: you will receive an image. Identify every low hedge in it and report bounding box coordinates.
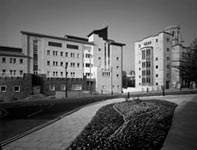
[67,99,177,150]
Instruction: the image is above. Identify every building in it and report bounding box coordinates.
[0,46,30,77]
[135,26,185,91]
[0,27,125,101]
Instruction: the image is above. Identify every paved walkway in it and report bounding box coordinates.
[2,94,197,150]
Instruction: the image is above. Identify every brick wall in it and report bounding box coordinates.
[0,74,32,102]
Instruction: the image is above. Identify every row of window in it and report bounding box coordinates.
[0,85,20,92]
[47,50,80,58]
[1,70,23,76]
[139,38,170,48]
[47,61,80,68]
[48,42,79,50]
[47,71,76,77]
[2,57,24,64]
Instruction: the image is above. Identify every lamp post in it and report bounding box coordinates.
[65,65,68,98]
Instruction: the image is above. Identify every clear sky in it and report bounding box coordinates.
[1,0,197,73]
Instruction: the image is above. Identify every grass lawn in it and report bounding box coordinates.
[67,99,177,150]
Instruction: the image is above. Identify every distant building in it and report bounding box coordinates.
[135,25,185,91]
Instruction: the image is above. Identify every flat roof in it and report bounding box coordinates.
[135,31,173,43]
[21,31,94,45]
[0,46,30,58]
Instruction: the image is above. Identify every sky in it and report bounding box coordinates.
[1,0,197,73]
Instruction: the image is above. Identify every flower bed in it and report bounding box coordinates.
[67,99,177,150]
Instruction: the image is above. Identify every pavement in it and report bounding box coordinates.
[2,94,197,150]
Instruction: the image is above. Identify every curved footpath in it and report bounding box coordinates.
[2,94,197,150]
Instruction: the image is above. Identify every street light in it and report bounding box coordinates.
[65,65,68,98]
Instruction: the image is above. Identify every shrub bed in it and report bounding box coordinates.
[67,99,177,150]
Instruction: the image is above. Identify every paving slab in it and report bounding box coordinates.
[2,98,125,150]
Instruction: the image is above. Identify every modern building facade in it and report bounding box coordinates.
[135,26,185,91]
[0,27,125,101]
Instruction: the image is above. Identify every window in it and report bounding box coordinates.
[10,70,13,75]
[20,70,23,75]
[139,68,141,71]
[77,53,80,58]
[98,57,101,60]
[142,50,145,60]
[53,51,58,56]
[48,41,62,47]
[47,61,50,66]
[47,50,50,55]
[139,61,141,64]
[156,65,158,69]
[71,62,75,67]
[139,75,141,78]
[156,74,158,77]
[167,57,170,60]
[2,70,6,76]
[167,64,170,68]
[86,54,91,58]
[71,72,75,77]
[116,57,119,60]
[60,52,63,56]
[116,66,119,69]
[20,59,23,64]
[60,72,63,76]
[117,74,119,77]
[60,62,63,66]
[85,63,91,67]
[156,82,158,85]
[49,85,55,91]
[0,86,7,92]
[142,62,146,68]
[167,38,170,42]
[167,48,170,52]
[155,57,158,61]
[2,57,6,63]
[139,44,141,48]
[156,39,158,42]
[65,52,68,57]
[13,86,20,92]
[67,44,78,49]
[142,70,145,76]
[47,71,50,76]
[61,84,66,90]
[98,48,101,51]
[77,63,80,67]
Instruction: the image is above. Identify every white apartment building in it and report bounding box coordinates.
[135,26,184,91]
[0,46,29,77]
[20,27,125,93]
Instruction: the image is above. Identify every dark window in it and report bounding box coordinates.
[156,74,158,77]
[0,86,7,92]
[167,48,170,52]
[13,86,20,92]
[47,50,50,55]
[167,38,170,42]
[156,65,158,69]
[67,44,78,49]
[142,50,145,59]
[156,39,158,42]
[2,57,6,63]
[167,57,170,60]
[98,48,101,51]
[48,41,62,47]
[155,57,158,61]
[156,82,158,85]
[20,59,23,64]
